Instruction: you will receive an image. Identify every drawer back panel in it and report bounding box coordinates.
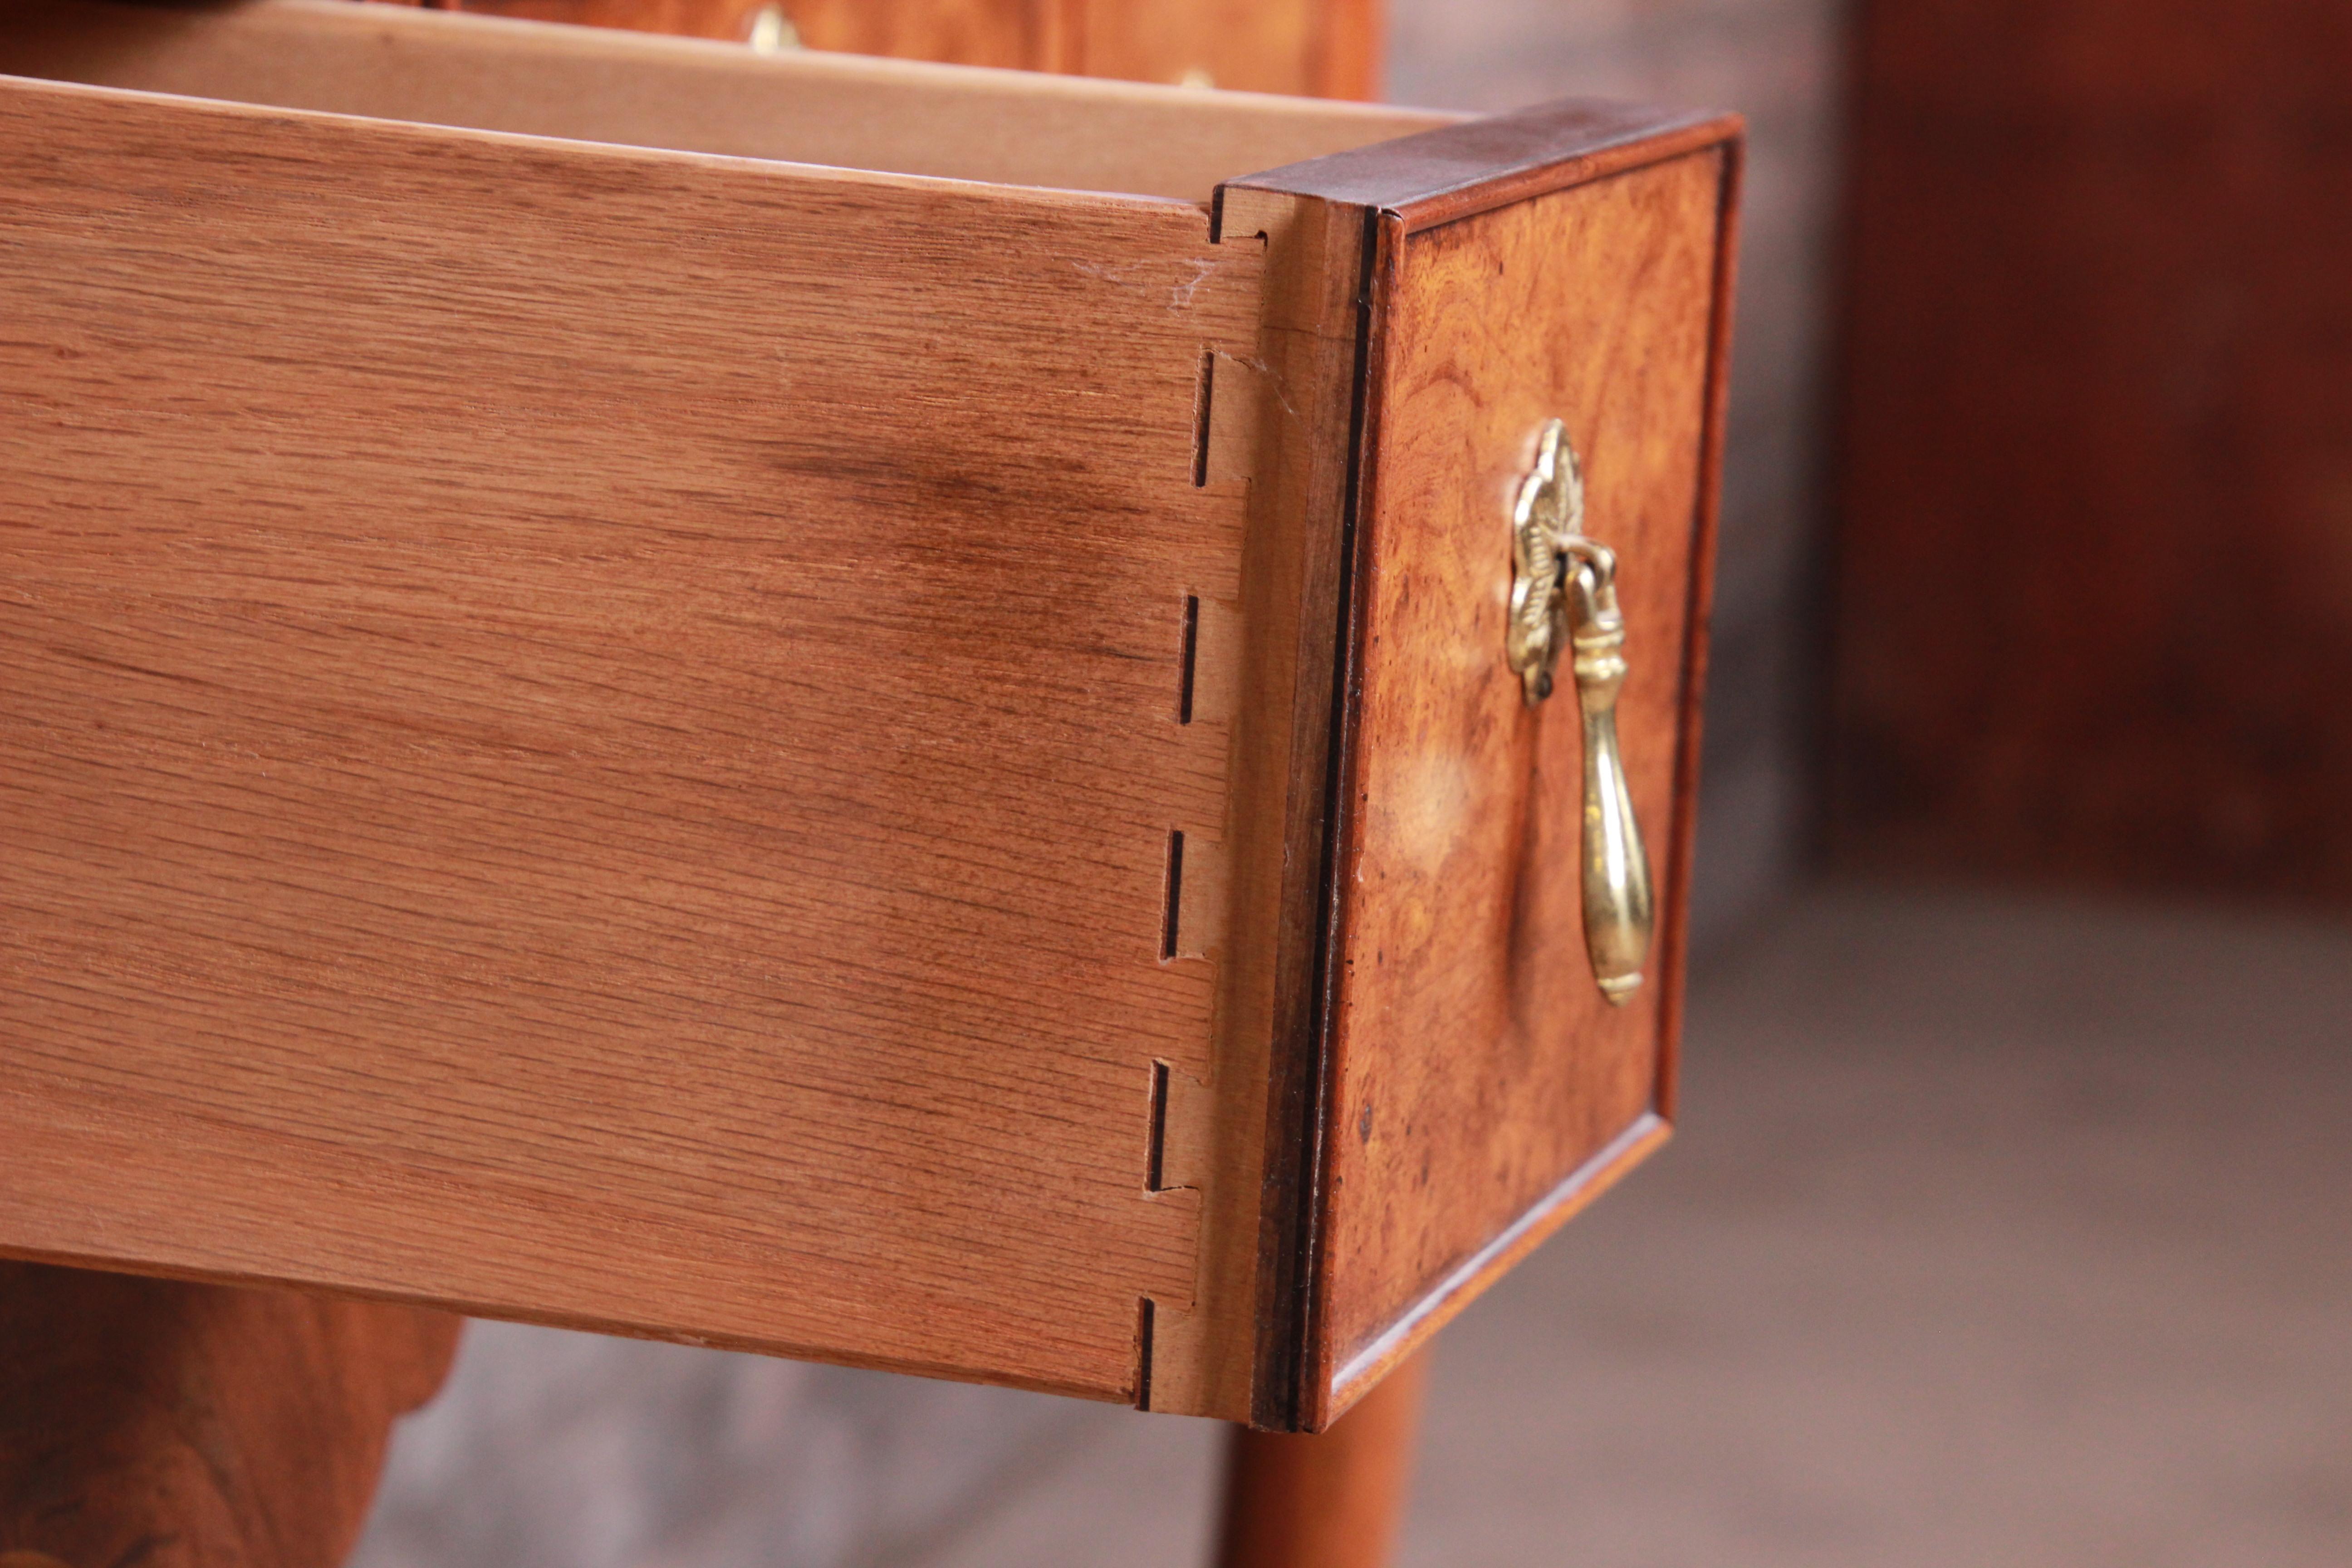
[0,0,1448,202]
[0,72,1259,1401]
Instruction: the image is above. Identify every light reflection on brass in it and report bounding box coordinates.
[1506,420,1582,705]
[1506,419,1656,1005]
[746,5,800,52]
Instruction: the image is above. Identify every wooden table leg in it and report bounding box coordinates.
[0,1260,461,1568]
[1214,1352,1430,1568]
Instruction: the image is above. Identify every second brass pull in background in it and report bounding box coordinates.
[1507,418,1656,1005]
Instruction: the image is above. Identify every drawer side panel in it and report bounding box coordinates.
[0,77,1257,1399]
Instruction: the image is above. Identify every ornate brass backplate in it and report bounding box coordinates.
[1506,420,1584,705]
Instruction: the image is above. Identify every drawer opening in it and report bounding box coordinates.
[0,0,1449,203]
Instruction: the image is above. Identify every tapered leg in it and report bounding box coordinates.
[0,1261,461,1568]
[1213,1352,1430,1568]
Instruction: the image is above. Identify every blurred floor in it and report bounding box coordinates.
[900,880,2352,1566]
[1395,882,2352,1567]
[361,882,2352,1565]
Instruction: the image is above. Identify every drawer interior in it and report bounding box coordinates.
[0,0,1449,202]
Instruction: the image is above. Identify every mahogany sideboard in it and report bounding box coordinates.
[0,0,1737,1488]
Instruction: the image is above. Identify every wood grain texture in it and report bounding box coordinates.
[0,0,1441,205]
[0,1262,458,1568]
[1142,184,1378,1424]
[1305,146,1735,1424]
[0,69,1257,1405]
[1829,0,2352,901]
[1196,101,1741,1429]
[0,6,1735,1427]
[1218,186,1379,1431]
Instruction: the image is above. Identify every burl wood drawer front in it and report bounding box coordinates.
[0,0,1735,1429]
[1311,152,1728,1414]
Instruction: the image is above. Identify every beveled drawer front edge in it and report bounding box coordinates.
[1328,1111,1671,1403]
[1223,98,1743,235]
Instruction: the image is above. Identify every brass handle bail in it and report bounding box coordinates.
[1505,420,1656,1005]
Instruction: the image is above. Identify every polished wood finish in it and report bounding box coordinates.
[0,1263,457,1568]
[1215,1348,1428,1568]
[0,55,1253,1407]
[1230,104,1741,1427]
[1830,0,2352,900]
[0,4,1735,1429]
[383,0,1383,99]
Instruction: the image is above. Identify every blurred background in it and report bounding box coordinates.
[346,0,2352,1563]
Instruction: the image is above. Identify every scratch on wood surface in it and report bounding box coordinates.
[1070,255,1226,309]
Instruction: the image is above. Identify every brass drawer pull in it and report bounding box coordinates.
[1506,420,1656,1005]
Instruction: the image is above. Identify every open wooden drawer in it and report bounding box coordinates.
[0,0,1738,1430]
